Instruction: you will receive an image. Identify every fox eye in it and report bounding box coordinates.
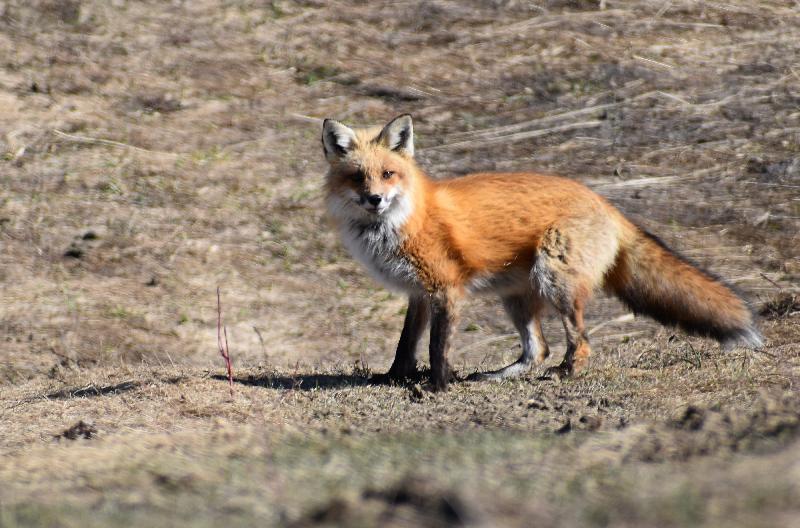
[382,170,395,180]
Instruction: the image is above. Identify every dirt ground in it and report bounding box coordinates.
[1,1,799,526]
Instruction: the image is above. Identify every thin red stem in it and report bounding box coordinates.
[217,286,234,397]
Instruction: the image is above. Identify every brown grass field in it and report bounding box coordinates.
[1,1,799,526]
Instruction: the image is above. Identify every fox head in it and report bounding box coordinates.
[322,114,417,223]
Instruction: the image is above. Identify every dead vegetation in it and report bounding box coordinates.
[1,0,799,526]
[54,419,97,441]
[292,477,482,528]
[760,292,800,319]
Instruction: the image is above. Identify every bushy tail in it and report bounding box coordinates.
[605,225,762,348]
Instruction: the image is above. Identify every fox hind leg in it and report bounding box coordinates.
[533,225,599,380]
[543,293,592,380]
[468,292,550,382]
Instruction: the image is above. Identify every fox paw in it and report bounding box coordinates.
[466,361,533,382]
[428,368,459,392]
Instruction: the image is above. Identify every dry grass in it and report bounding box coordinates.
[1,0,799,526]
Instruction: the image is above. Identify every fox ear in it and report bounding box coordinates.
[376,114,414,157]
[322,119,357,162]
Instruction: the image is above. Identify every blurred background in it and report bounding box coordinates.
[1,0,798,380]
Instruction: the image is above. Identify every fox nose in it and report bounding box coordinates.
[366,194,382,207]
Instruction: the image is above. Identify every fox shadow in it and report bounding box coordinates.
[212,372,372,391]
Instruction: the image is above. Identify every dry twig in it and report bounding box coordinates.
[428,121,603,152]
[217,287,234,397]
[53,129,155,153]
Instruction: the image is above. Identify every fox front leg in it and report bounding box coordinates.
[429,291,461,391]
[372,295,430,384]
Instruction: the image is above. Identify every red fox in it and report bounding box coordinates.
[321,114,762,391]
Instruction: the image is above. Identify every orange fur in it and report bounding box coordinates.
[399,172,618,292]
[605,224,760,346]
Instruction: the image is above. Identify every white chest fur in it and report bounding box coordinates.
[326,190,420,293]
[338,220,419,292]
